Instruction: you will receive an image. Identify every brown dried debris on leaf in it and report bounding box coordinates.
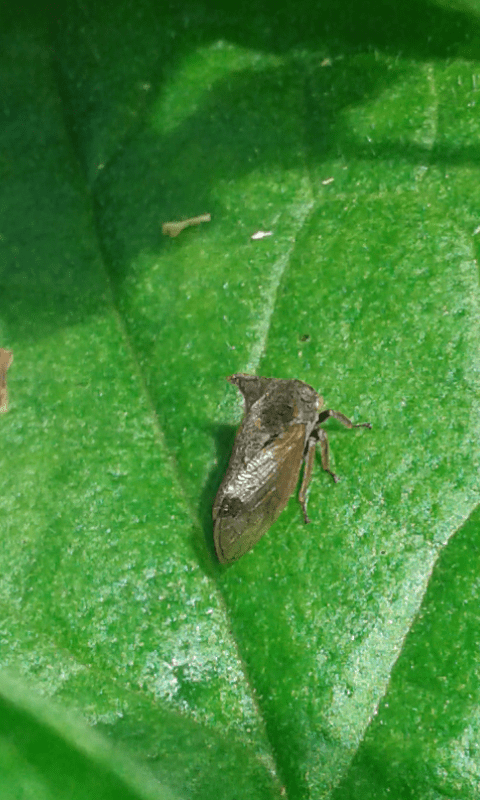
[162,213,211,238]
[0,348,13,413]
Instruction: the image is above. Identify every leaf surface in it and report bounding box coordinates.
[1,2,480,798]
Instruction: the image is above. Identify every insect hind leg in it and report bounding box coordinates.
[299,437,316,523]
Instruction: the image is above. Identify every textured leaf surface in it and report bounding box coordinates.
[1,2,480,798]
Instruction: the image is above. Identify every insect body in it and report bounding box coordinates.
[213,374,371,564]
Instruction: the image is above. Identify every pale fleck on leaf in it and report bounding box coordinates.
[251,230,273,240]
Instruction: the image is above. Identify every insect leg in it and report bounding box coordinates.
[315,427,339,484]
[298,437,316,524]
[318,409,372,429]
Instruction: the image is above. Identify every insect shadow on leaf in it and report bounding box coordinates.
[197,422,238,567]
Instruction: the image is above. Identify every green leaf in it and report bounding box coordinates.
[1,1,479,798]
[0,672,178,800]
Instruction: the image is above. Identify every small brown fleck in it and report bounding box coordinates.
[0,348,13,412]
[162,213,211,237]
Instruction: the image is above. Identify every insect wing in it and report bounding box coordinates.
[214,424,307,563]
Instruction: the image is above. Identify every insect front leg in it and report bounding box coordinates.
[314,409,371,486]
[318,409,372,430]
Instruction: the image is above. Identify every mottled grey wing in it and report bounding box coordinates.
[213,424,306,563]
